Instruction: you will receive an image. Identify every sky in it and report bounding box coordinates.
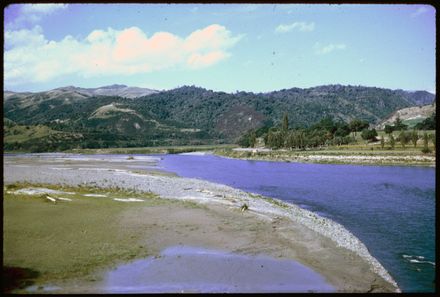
[3,3,436,94]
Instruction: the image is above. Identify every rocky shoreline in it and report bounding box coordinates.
[3,154,400,292]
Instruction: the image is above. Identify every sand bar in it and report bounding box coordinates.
[3,154,400,293]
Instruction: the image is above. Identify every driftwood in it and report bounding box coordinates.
[45,195,57,204]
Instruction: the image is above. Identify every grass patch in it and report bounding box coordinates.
[130,169,178,177]
[180,199,206,210]
[248,192,263,199]
[3,182,169,288]
[265,197,290,209]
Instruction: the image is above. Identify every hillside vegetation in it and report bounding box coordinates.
[376,103,436,129]
[3,84,435,152]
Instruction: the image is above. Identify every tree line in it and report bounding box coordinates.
[238,113,436,152]
[238,113,366,149]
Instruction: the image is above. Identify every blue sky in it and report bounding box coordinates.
[4,3,436,93]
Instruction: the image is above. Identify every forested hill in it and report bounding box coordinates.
[130,84,434,138]
[3,84,435,151]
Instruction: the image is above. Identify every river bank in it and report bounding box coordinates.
[5,142,435,167]
[3,154,399,293]
[214,147,436,166]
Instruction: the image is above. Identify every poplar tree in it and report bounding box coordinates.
[282,112,289,132]
[422,132,431,153]
[390,134,395,149]
[399,130,409,149]
[423,132,429,147]
[411,130,418,148]
[249,131,256,148]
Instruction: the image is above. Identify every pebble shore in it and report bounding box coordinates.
[4,155,400,292]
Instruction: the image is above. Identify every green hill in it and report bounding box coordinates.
[3,84,435,152]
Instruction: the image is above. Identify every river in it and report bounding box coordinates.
[158,153,435,292]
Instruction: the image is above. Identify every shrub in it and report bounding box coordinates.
[421,147,432,154]
[361,128,378,142]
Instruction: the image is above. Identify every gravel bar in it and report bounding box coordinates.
[3,155,400,292]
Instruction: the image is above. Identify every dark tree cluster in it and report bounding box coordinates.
[239,113,356,149]
[415,113,436,130]
[361,128,378,142]
[384,116,408,134]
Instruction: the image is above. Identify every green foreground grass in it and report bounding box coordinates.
[2,182,201,291]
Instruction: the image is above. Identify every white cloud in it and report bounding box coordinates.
[410,6,428,18]
[314,43,346,55]
[21,4,68,15]
[10,4,68,27]
[187,51,229,69]
[4,24,242,86]
[275,22,315,33]
[4,25,45,49]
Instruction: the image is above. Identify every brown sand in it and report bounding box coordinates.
[50,202,394,293]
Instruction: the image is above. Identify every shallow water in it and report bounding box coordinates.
[159,154,436,292]
[102,245,335,293]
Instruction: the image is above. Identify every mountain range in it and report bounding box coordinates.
[3,84,436,152]
[4,84,158,101]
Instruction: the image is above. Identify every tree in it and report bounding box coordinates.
[429,133,435,151]
[266,132,273,148]
[361,128,378,142]
[380,135,385,149]
[384,125,394,134]
[282,112,289,133]
[390,134,395,149]
[296,130,306,150]
[263,133,269,146]
[423,132,429,147]
[249,131,256,148]
[398,130,410,149]
[349,118,369,136]
[237,130,256,148]
[415,113,436,130]
[394,116,407,130]
[422,132,431,153]
[276,131,285,148]
[286,131,295,149]
[266,130,283,149]
[334,122,350,137]
[411,130,419,148]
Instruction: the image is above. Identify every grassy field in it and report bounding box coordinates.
[3,124,63,143]
[2,182,201,292]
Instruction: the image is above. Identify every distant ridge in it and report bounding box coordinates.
[52,84,159,98]
[4,83,436,150]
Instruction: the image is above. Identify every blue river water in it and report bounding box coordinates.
[158,154,435,292]
[103,245,335,293]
